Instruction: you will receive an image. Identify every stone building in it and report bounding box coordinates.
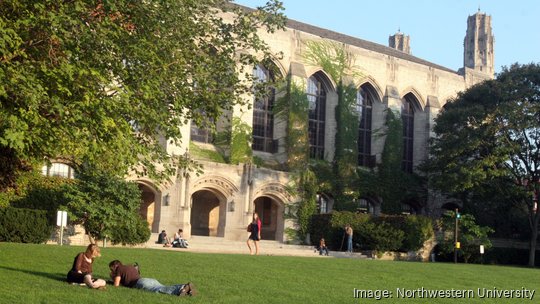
[114,9,495,243]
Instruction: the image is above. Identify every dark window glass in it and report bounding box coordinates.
[357,87,373,167]
[252,65,275,152]
[307,75,326,159]
[190,112,214,143]
[401,95,415,173]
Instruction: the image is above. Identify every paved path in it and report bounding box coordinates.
[142,233,369,259]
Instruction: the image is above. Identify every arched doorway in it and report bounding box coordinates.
[138,183,156,232]
[190,190,225,237]
[254,196,281,241]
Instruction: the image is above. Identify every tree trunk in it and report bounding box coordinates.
[528,210,539,267]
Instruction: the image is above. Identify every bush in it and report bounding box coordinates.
[0,207,54,243]
[111,217,152,245]
[309,212,434,252]
[359,221,404,252]
[370,215,433,251]
[63,168,151,245]
[310,212,370,250]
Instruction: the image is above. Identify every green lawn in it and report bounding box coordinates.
[0,242,538,304]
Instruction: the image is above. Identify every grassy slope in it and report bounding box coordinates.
[0,242,538,304]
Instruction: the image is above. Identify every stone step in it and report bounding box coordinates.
[145,234,370,258]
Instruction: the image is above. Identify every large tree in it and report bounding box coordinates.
[0,0,285,183]
[426,63,540,267]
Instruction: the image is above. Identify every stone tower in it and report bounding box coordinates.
[389,31,411,54]
[463,11,494,77]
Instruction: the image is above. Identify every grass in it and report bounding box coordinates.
[0,242,538,304]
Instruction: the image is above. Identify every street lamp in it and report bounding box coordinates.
[454,208,460,263]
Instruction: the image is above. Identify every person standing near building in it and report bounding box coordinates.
[246,212,262,255]
[108,260,196,296]
[345,224,353,254]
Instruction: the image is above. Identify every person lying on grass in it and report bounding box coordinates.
[108,260,196,296]
[66,244,107,289]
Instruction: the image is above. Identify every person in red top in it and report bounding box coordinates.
[66,244,106,289]
[246,212,262,255]
[109,260,196,296]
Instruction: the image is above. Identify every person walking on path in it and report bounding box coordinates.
[108,260,196,296]
[345,224,354,254]
[246,212,262,255]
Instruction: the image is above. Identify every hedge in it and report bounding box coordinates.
[0,207,54,243]
[309,211,434,252]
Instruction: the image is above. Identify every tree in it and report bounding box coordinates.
[426,63,540,267]
[62,167,150,245]
[0,0,285,182]
[437,211,493,263]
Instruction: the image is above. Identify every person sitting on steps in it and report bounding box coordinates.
[157,230,172,247]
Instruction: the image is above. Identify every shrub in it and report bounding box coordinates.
[359,221,404,252]
[309,212,433,252]
[63,168,151,245]
[0,207,54,243]
[372,215,434,251]
[111,217,152,245]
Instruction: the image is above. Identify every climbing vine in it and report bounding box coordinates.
[229,117,253,165]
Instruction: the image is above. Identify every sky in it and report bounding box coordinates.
[234,0,540,74]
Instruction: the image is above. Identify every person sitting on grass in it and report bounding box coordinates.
[66,244,107,289]
[108,260,196,297]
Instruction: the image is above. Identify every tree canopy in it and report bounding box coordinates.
[426,63,540,266]
[0,0,285,184]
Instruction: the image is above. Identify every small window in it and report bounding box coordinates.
[42,163,75,179]
[357,198,374,214]
[401,203,416,215]
[316,193,330,214]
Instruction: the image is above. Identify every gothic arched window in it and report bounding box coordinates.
[252,65,275,153]
[401,94,415,173]
[357,86,373,167]
[307,74,327,159]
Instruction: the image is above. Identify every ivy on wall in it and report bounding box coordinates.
[356,109,426,214]
[229,117,253,165]
[274,75,316,241]
[333,82,360,209]
[304,41,364,210]
[377,109,405,213]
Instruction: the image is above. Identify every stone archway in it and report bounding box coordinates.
[138,183,157,233]
[252,182,291,242]
[254,196,281,240]
[190,190,226,237]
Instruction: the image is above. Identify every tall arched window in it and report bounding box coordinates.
[307,74,326,159]
[357,86,373,167]
[401,94,415,173]
[252,65,275,153]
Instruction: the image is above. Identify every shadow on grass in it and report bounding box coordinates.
[0,265,66,282]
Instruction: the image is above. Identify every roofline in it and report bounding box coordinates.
[231,3,458,74]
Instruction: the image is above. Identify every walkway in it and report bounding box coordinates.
[143,233,369,259]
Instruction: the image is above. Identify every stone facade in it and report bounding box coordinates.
[132,9,494,243]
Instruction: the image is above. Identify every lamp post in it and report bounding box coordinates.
[454,208,460,263]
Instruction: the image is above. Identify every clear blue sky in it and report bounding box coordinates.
[234,0,539,74]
